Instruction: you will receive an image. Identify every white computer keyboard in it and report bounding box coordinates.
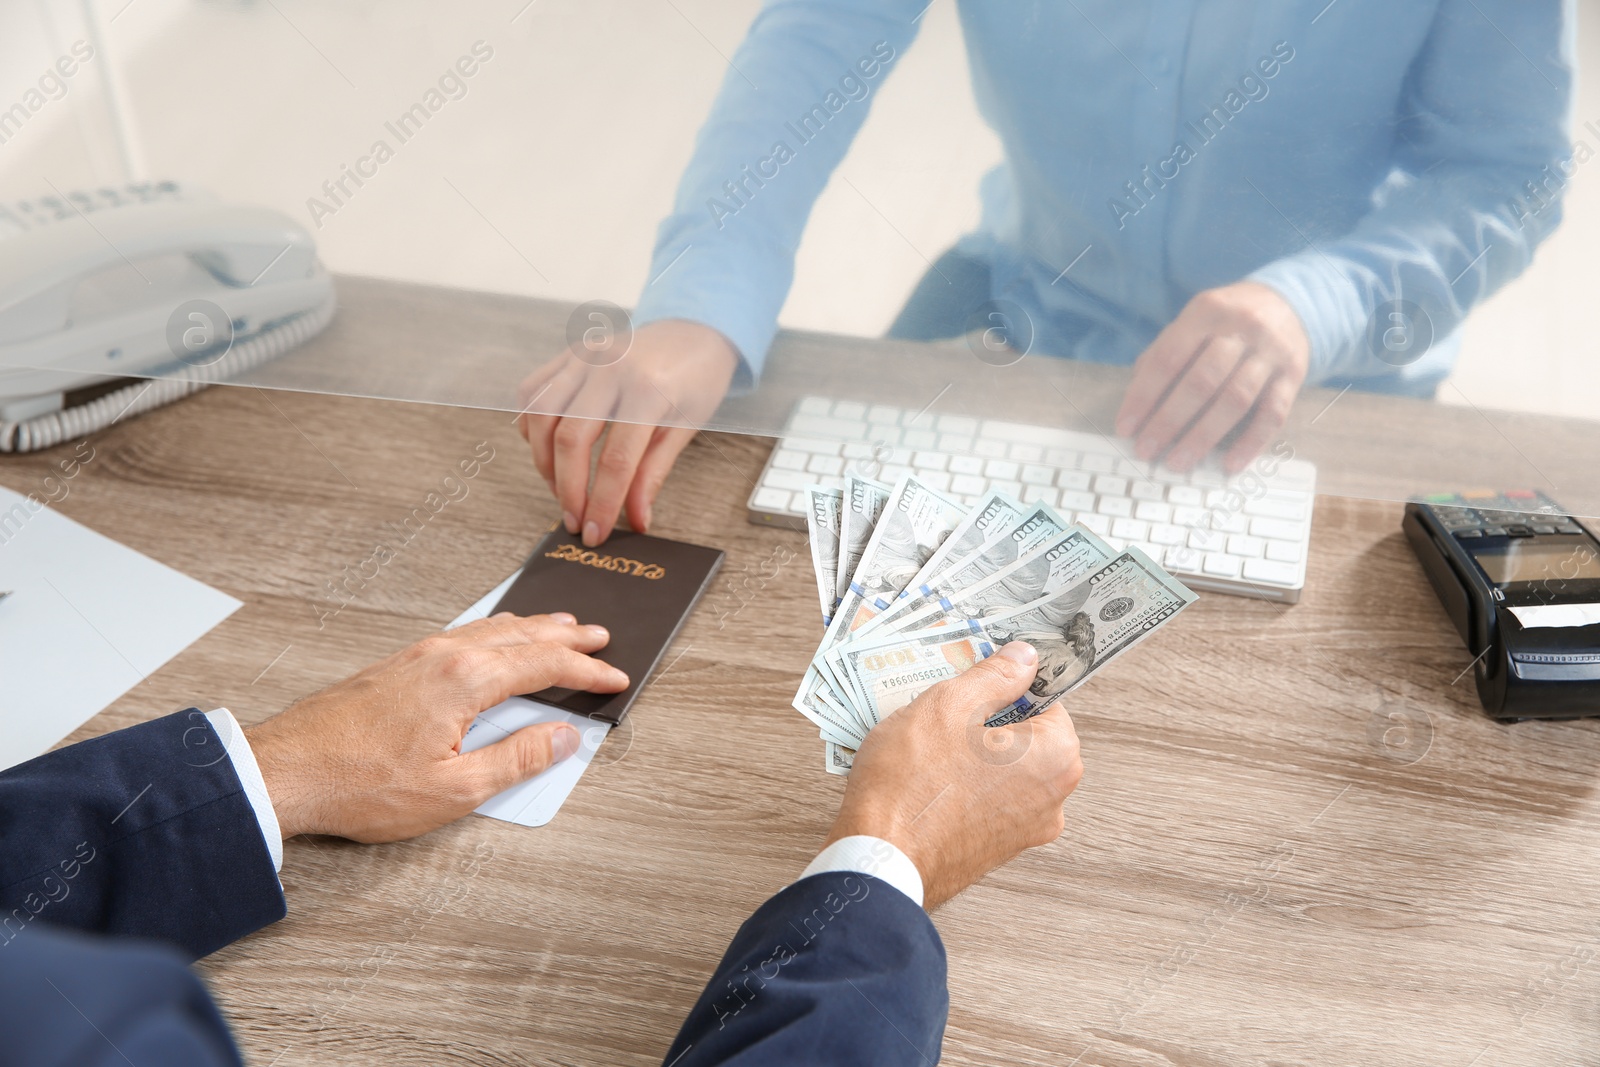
[748,397,1317,603]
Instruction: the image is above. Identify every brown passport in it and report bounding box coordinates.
[491,528,724,724]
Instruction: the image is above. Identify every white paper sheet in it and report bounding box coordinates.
[0,486,242,770]
[1508,603,1600,629]
[449,571,610,827]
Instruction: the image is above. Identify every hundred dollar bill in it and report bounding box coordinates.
[805,486,844,627]
[816,688,866,748]
[849,522,1115,663]
[829,521,1112,712]
[833,625,1000,724]
[824,741,855,776]
[980,549,1196,723]
[837,549,1196,729]
[794,475,964,733]
[876,490,1023,611]
[836,476,890,610]
[853,499,1069,641]
[815,476,964,697]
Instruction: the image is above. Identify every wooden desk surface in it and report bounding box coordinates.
[5,302,1600,1066]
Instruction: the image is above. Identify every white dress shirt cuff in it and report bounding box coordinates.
[204,708,284,873]
[800,835,924,908]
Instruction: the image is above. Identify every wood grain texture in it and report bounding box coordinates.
[3,294,1598,1066]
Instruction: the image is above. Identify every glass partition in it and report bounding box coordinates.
[0,0,1594,512]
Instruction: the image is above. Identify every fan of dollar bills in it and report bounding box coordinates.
[797,474,1199,775]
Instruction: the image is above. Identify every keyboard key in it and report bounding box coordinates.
[1056,470,1093,492]
[1044,448,1080,468]
[771,449,808,471]
[1244,496,1308,521]
[1111,517,1149,541]
[919,470,952,493]
[1131,542,1163,561]
[1021,464,1056,487]
[806,454,844,476]
[790,490,814,511]
[1080,452,1116,473]
[901,429,938,450]
[975,438,1009,458]
[1165,546,1202,573]
[1243,558,1300,585]
[790,414,867,440]
[753,486,791,510]
[1060,490,1097,512]
[1203,553,1243,578]
[1190,467,1227,487]
[866,404,901,424]
[1212,513,1249,534]
[841,441,875,460]
[1077,513,1111,535]
[1134,501,1172,523]
[1104,536,1127,552]
[1189,529,1225,551]
[763,469,814,491]
[982,419,1073,446]
[866,425,902,447]
[797,397,832,415]
[1204,489,1230,508]
[913,451,948,471]
[1271,460,1318,490]
[990,479,1023,498]
[951,473,988,495]
[1116,458,1152,477]
[1150,523,1186,546]
[1093,475,1129,497]
[1265,540,1303,563]
[938,433,974,453]
[1167,485,1204,507]
[1130,480,1164,502]
[985,458,1021,480]
[1151,466,1188,484]
[1009,442,1044,463]
[1250,516,1306,541]
[949,454,985,475]
[786,436,841,456]
[1171,506,1206,529]
[937,414,979,435]
[834,399,867,419]
[1227,534,1266,558]
[1022,485,1059,507]
[1097,496,1133,518]
[881,464,913,483]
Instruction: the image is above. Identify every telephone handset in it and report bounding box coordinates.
[0,183,335,451]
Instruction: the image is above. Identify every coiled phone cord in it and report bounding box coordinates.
[0,297,336,453]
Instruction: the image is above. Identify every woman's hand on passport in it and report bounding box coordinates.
[244,613,628,843]
[518,319,740,547]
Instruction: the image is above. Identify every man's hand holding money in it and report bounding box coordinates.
[823,641,1084,910]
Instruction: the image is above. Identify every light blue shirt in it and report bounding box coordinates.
[633,0,1574,396]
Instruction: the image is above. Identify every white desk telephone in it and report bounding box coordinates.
[0,182,334,451]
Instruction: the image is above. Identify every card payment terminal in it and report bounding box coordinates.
[1404,490,1600,721]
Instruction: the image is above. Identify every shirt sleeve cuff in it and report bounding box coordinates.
[1247,251,1371,383]
[800,835,924,908]
[204,708,283,874]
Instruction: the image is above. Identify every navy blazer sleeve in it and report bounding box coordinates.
[663,871,949,1066]
[0,710,286,959]
[0,923,242,1067]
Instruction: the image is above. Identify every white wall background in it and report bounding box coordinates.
[1,0,1594,419]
